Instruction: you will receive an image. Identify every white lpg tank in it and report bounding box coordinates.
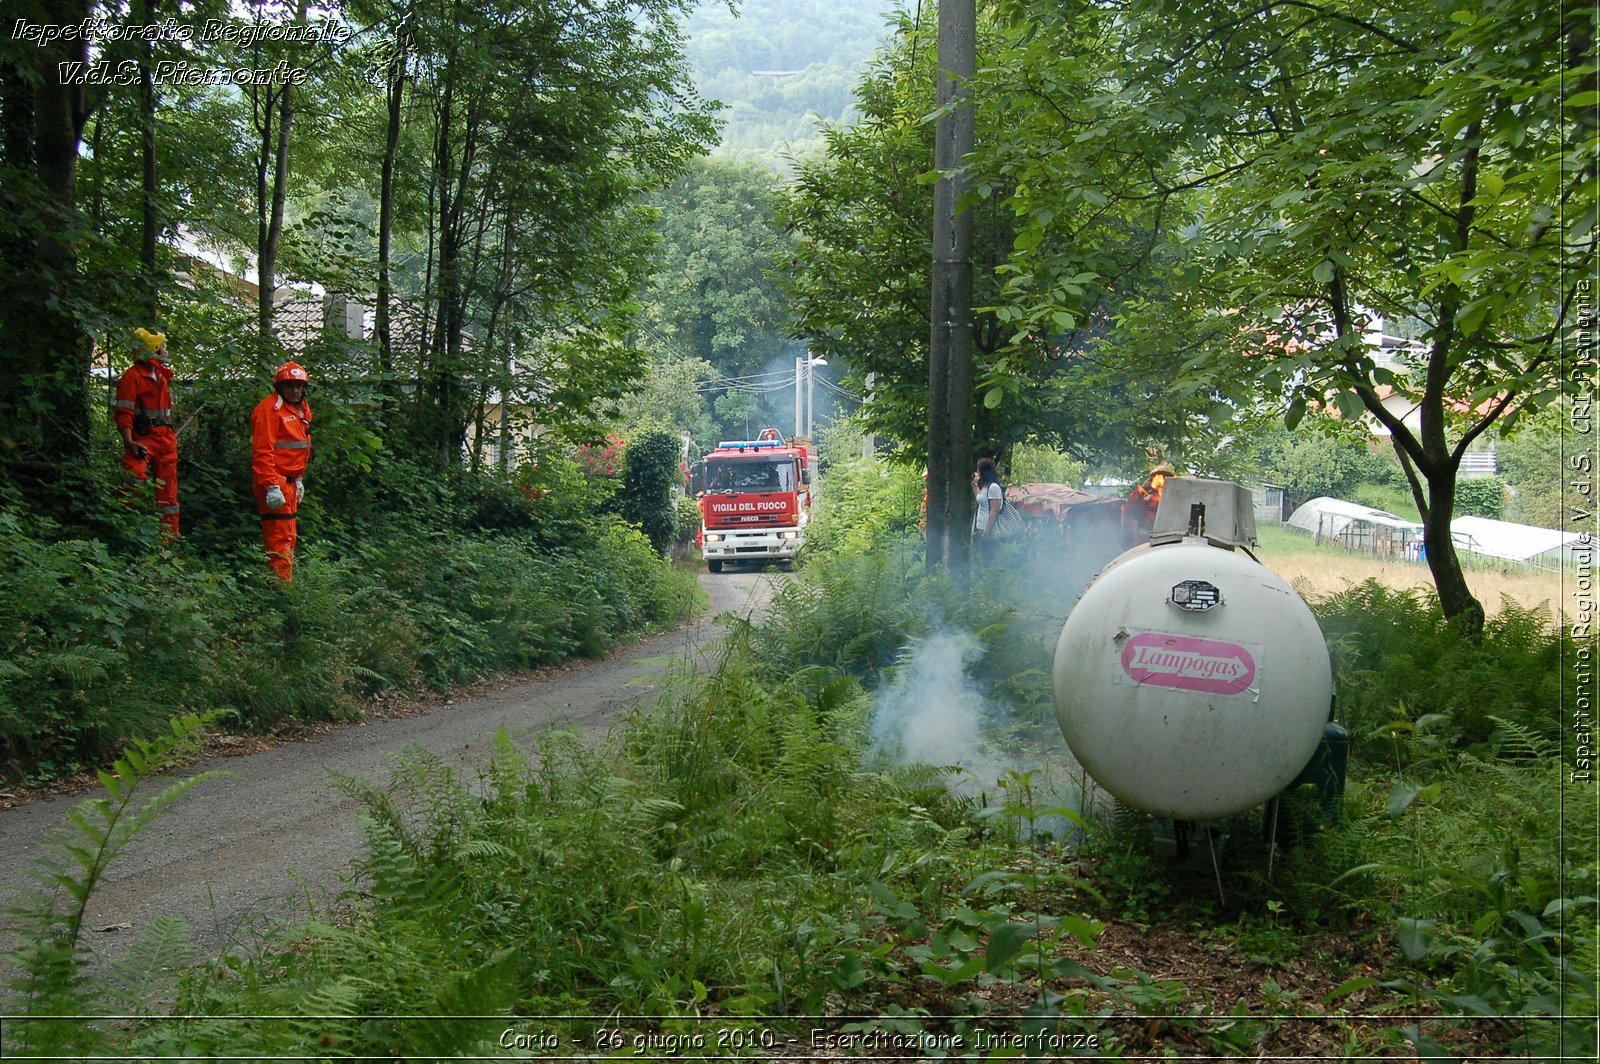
[1052,479,1332,821]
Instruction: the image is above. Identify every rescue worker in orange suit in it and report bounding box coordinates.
[114,327,181,537]
[251,362,312,581]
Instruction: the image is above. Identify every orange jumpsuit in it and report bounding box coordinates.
[250,392,312,580]
[1124,473,1166,540]
[113,357,180,537]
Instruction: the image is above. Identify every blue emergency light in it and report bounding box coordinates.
[716,440,785,451]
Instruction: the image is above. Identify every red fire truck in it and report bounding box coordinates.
[690,429,812,572]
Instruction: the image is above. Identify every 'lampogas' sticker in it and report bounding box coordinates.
[1119,631,1257,696]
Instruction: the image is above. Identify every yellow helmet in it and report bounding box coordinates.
[132,327,166,354]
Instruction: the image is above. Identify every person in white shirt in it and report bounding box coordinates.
[973,457,1004,567]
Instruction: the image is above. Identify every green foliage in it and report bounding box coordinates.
[8,0,722,514]
[781,4,1245,467]
[805,455,926,559]
[1253,425,1396,510]
[13,433,1585,1061]
[1350,482,1423,523]
[4,714,225,1056]
[334,520,692,687]
[0,494,694,779]
[0,510,229,774]
[1454,476,1507,520]
[673,494,705,548]
[954,0,1594,625]
[617,429,684,556]
[750,544,938,679]
[685,0,896,169]
[638,158,801,435]
[139,656,997,1049]
[1317,712,1597,1062]
[779,11,1012,454]
[1498,401,1576,529]
[614,355,719,448]
[1311,580,1564,750]
[1007,444,1086,487]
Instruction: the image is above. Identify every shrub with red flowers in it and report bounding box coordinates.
[576,432,625,481]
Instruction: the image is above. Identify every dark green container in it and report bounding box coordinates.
[1271,722,1350,846]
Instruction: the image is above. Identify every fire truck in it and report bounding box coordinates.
[690,429,812,572]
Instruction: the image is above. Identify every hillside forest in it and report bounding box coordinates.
[0,0,1594,1061]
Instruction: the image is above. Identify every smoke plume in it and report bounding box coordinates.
[868,629,1010,796]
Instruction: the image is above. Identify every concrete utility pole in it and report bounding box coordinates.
[863,372,876,459]
[807,357,816,437]
[927,0,976,576]
[795,355,804,439]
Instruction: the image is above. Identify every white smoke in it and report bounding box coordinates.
[868,629,1009,796]
[869,626,1089,840]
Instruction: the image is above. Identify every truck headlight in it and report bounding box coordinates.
[705,533,723,543]
[779,530,799,540]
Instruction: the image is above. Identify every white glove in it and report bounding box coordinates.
[265,484,286,511]
[295,479,305,506]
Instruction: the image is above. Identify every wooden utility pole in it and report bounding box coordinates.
[926,0,976,576]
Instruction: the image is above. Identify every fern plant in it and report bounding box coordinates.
[3,713,226,1057]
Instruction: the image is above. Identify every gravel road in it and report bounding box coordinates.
[0,566,782,978]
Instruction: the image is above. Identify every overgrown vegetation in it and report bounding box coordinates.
[8,454,1587,1060]
[0,459,697,783]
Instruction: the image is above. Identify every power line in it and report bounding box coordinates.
[816,377,863,402]
[691,374,799,395]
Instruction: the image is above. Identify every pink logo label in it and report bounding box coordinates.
[1120,632,1257,696]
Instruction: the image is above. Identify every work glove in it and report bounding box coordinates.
[265,484,287,511]
[295,479,305,506]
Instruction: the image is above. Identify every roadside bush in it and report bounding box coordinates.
[347,519,689,687]
[615,428,681,555]
[201,559,374,729]
[805,456,924,558]
[0,513,225,775]
[16,441,1585,1062]
[123,644,982,1051]
[673,494,703,548]
[750,541,936,679]
[0,504,695,781]
[1312,714,1597,1062]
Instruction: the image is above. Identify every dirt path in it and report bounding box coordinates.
[0,567,782,977]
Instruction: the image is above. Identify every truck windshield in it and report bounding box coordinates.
[707,460,792,492]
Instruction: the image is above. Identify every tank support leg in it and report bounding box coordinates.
[1206,826,1226,907]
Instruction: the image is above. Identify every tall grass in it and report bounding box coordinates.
[1256,523,1567,619]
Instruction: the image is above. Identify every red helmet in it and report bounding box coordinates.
[274,361,309,384]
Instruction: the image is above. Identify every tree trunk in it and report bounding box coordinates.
[256,0,310,361]
[16,1,95,472]
[376,28,409,402]
[139,17,159,320]
[926,0,976,577]
[1418,466,1484,633]
[1394,440,1486,636]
